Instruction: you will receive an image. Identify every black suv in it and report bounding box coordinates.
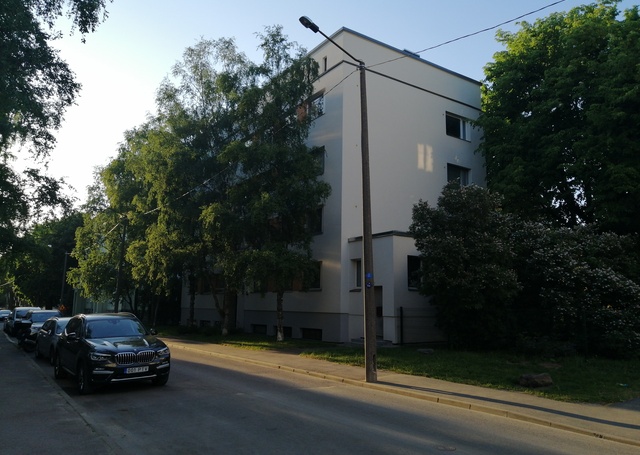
[54,313,170,394]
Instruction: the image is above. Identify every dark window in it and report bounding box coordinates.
[310,261,322,289]
[354,259,362,288]
[274,326,292,338]
[445,113,470,140]
[407,256,422,289]
[312,146,325,175]
[252,324,267,335]
[306,206,323,235]
[301,328,322,341]
[447,164,470,186]
[309,93,324,118]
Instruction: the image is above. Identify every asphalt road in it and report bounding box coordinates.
[2,333,637,455]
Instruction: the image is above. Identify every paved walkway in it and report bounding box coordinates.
[0,334,119,454]
[164,338,640,448]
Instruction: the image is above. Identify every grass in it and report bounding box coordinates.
[157,327,639,405]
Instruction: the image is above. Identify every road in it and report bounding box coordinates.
[3,342,627,455]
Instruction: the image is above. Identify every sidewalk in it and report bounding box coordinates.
[0,334,119,454]
[164,338,640,448]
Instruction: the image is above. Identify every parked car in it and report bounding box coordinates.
[0,309,11,322]
[14,309,61,347]
[55,313,170,394]
[35,316,71,363]
[3,307,36,336]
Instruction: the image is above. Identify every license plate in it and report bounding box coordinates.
[125,366,149,374]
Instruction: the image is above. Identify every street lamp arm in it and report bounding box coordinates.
[299,16,364,66]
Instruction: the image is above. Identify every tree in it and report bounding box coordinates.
[200,27,330,341]
[0,0,110,255]
[409,183,519,349]
[511,222,640,358]
[96,27,329,338]
[476,0,640,234]
[2,212,82,310]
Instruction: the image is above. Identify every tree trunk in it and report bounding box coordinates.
[276,290,284,342]
[188,274,196,327]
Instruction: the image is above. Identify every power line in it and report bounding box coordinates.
[368,0,567,70]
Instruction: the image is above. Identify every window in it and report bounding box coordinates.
[297,92,325,122]
[309,92,324,118]
[252,324,267,335]
[196,276,211,294]
[322,56,328,72]
[309,261,322,289]
[407,256,422,289]
[306,206,323,235]
[312,146,325,175]
[274,326,292,338]
[301,327,322,341]
[353,259,362,288]
[447,164,470,186]
[445,113,471,141]
[289,261,321,291]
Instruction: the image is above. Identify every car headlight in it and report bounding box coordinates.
[157,347,170,356]
[89,352,111,362]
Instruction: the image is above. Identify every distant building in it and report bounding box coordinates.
[181,27,484,344]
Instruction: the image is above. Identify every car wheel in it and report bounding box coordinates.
[77,362,93,395]
[54,354,66,379]
[49,347,55,365]
[152,374,169,386]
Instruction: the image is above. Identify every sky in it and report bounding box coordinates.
[33,0,636,204]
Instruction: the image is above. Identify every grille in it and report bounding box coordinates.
[115,350,156,365]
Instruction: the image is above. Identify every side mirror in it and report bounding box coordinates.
[150,328,157,336]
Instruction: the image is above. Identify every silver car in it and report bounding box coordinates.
[35,317,71,364]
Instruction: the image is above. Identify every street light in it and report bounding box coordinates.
[299,16,377,383]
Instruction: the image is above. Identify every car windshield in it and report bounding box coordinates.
[31,312,58,322]
[15,309,31,318]
[85,319,147,339]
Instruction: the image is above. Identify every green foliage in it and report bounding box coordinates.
[409,182,520,348]
[0,0,109,256]
[512,223,640,358]
[2,213,82,309]
[410,184,640,358]
[75,27,330,335]
[477,0,640,234]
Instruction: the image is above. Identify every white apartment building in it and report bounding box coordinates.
[181,27,485,344]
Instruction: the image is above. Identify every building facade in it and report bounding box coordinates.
[181,28,485,344]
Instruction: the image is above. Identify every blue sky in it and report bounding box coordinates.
[39,0,636,203]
